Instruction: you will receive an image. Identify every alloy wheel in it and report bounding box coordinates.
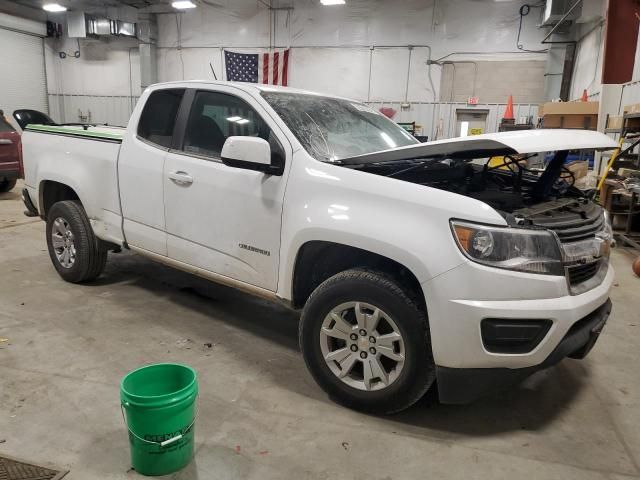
[319,301,406,391]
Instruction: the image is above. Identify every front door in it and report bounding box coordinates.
[163,88,290,291]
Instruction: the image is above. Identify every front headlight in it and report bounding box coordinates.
[451,220,563,275]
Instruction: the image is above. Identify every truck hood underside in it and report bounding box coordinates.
[339,129,618,232]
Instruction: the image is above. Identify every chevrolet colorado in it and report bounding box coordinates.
[21,81,617,413]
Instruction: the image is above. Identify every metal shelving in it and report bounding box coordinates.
[601,113,640,250]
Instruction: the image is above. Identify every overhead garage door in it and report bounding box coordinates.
[0,27,48,117]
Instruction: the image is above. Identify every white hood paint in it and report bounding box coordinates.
[427,129,618,154]
[339,129,618,165]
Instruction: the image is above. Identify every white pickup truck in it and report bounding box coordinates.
[22,81,617,413]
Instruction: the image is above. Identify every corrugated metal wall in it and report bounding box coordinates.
[48,94,138,127]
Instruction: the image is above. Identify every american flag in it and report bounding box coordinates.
[224,49,290,86]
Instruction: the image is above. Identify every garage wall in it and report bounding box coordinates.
[569,22,605,101]
[565,0,607,102]
[0,13,47,120]
[156,0,548,101]
[157,45,439,103]
[43,0,549,132]
[438,60,546,104]
[367,101,539,140]
[45,35,140,125]
[0,28,47,116]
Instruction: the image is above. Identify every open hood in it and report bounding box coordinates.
[336,129,619,165]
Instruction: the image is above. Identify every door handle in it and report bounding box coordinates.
[168,171,193,186]
[0,139,13,145]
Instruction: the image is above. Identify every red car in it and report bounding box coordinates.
[0,111,22,193]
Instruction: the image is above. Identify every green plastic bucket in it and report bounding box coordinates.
[120,364,198,476]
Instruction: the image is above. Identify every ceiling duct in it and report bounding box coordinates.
[115,20,136,37]
[87,17,111,36]
[67,12,138,39]
[67,11,87,38]
[542,0,582,26]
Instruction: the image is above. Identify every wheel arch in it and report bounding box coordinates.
[290,240,427,312]
[38,180,81,219]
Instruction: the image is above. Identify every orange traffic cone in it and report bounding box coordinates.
[503,95,514,120]
[581,89,588,101]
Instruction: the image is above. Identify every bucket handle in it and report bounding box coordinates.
[120,402,198,448]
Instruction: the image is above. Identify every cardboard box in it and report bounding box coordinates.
[621,104,640,130]
[565,160,588,180]
[542,114,598,130]
[623,103,640,115]
[607,115,624,130]
[539,101,599,116]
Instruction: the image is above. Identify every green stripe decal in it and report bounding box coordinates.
[25,124,124,141]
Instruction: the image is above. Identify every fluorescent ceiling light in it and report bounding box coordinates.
[43,3,67,12]
[226,116,242,122]
[320,0,345,5]
[235,119,250,125]
[172,1,196,9]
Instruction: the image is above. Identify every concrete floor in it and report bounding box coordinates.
[1,181,640,480]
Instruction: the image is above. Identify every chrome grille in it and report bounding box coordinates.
[521,201,604,243]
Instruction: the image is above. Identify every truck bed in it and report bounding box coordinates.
[22,123,125,245]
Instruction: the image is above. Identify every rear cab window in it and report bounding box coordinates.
[137,89,185,148]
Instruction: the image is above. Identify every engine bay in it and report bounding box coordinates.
[356,153,603,235]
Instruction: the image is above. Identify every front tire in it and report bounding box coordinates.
[46,200,107,283]
[299,269,435,414]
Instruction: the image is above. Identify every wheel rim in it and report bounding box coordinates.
[319,301,406,391]
[51,217,76,269]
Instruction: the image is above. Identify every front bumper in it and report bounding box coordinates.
[421,256,614,404]
[436,298,612,404]
[423,259,614,369]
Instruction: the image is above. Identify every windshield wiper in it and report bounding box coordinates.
[337,156,441,170]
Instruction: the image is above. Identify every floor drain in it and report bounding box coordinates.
[0,454,68,480]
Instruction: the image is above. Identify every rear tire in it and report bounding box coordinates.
[299,269,435,414]
[46,200,107,283]
[0,179,16,193]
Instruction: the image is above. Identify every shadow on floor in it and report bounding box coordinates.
[90,251,300,352]
[84,250,586,437]
[0,189,20,201]
[388,361,586,436]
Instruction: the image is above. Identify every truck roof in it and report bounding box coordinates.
[148,80,357,102]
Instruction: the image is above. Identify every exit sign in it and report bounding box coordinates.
[467,96,479,105]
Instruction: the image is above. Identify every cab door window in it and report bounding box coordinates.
[181,91,284,166]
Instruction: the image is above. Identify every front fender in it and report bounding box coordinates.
[276,154,506,300]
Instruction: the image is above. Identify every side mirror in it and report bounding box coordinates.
[221,136,279,174]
